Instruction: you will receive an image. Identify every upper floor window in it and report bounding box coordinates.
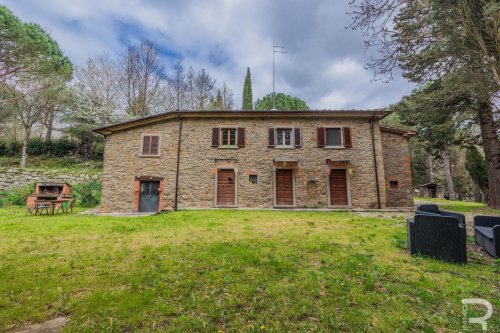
[276,128,293,147]
[325,128,342,147]
[141,135,160,156]
[268,127,302,148]
[317,127,352,148]
[212,127,245,148]
[221,128,237,146]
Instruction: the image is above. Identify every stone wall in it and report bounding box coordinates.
[101,115,395,213]
[381,131,414,207]
[0,168,101,192]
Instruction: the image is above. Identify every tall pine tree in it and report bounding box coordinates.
[242,67,253,110]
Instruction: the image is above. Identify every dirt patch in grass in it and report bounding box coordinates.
[8,317,68,333]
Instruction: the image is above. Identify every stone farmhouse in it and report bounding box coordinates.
[94,110,416,213]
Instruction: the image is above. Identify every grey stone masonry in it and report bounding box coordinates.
[0,168,101,192]
[97,111,414,213]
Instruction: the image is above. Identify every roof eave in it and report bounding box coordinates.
[93,110,389,135]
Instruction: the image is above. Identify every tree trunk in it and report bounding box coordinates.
[20,136,28,167]
[428,155,434,182]
[45,125,53,142]
[442,149,457,200]
[478,103,500,209]
[479,188,488,204]
[44,110,55,142]
[77,140,93,161]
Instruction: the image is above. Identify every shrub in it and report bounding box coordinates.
[27,137,48,155]
[73,181,102,207]
[1,137,79,158]
[48,138,78,157]
[0,140,22,156]
[0,182,36,207]
[92,143,104,161]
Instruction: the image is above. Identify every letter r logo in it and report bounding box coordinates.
[462,298,493,331]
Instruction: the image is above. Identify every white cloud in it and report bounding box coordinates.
[3,0,415,109]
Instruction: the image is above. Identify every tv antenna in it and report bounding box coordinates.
[272,45,287,110]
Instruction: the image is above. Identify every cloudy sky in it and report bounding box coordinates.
[3,0,415,109]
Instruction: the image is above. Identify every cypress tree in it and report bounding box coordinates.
[242,67,253,110]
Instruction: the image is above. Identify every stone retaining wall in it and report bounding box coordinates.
[0,168,101,192]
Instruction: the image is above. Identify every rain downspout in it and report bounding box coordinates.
[370,116,381,209]
[174,111,183,211]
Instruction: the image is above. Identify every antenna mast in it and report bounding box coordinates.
[272,46,287,110]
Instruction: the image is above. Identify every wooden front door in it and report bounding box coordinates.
[329,169,348,206]
[139,181,160,212]
[275,169,294,206]
[217,169,236,206]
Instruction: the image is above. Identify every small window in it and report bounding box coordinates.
[276,128,293,147]
[142,135,159,155]
[325,128,342,147]
[390,180,399,188]
[221,128,236,146]
[249,175,258,185]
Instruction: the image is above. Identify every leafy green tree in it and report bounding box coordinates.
[0,5,72,103]
[349,0,500,208]
[390,81,476,200]
[255,93,309,111]
[465,146,489,203]
[242,67,253,110]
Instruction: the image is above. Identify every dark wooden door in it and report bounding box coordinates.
[217,169,235,206]
[139,181,160,212]
[276,169,294,206]
[329,169,348,206]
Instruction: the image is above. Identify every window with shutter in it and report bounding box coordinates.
[294,128,302,147]
[150,136,159,154]
[276,128,293,147]
[141,135,160,156]
[343,127,352,148]
[237,128,245,147]
[325,128,342,147]
[221,128,236,146]
[317,127,325,147]
[212,128,220,147]
[213,128,244,148]
[268,128,275,147]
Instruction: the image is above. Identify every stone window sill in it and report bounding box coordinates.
[218,146,239,149]
[138,154,161,158]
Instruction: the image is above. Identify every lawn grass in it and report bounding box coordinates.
[0,207,498,332]
[415,197,500,215]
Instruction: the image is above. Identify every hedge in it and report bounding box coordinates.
[0,137,78,157]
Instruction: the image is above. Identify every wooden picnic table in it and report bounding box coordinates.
[31,199,74,215]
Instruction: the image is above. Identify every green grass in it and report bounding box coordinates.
[0,207,498,332]
[415,197,500,215]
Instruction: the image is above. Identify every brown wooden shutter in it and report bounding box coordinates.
[237,128,245,147]
[142,136,151,154]
[343,127,352,148]
[268,128,275,147]
[212,128,220,147]
[150,136,159,154]
[317,127,325,147]
[294,128,302,147]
